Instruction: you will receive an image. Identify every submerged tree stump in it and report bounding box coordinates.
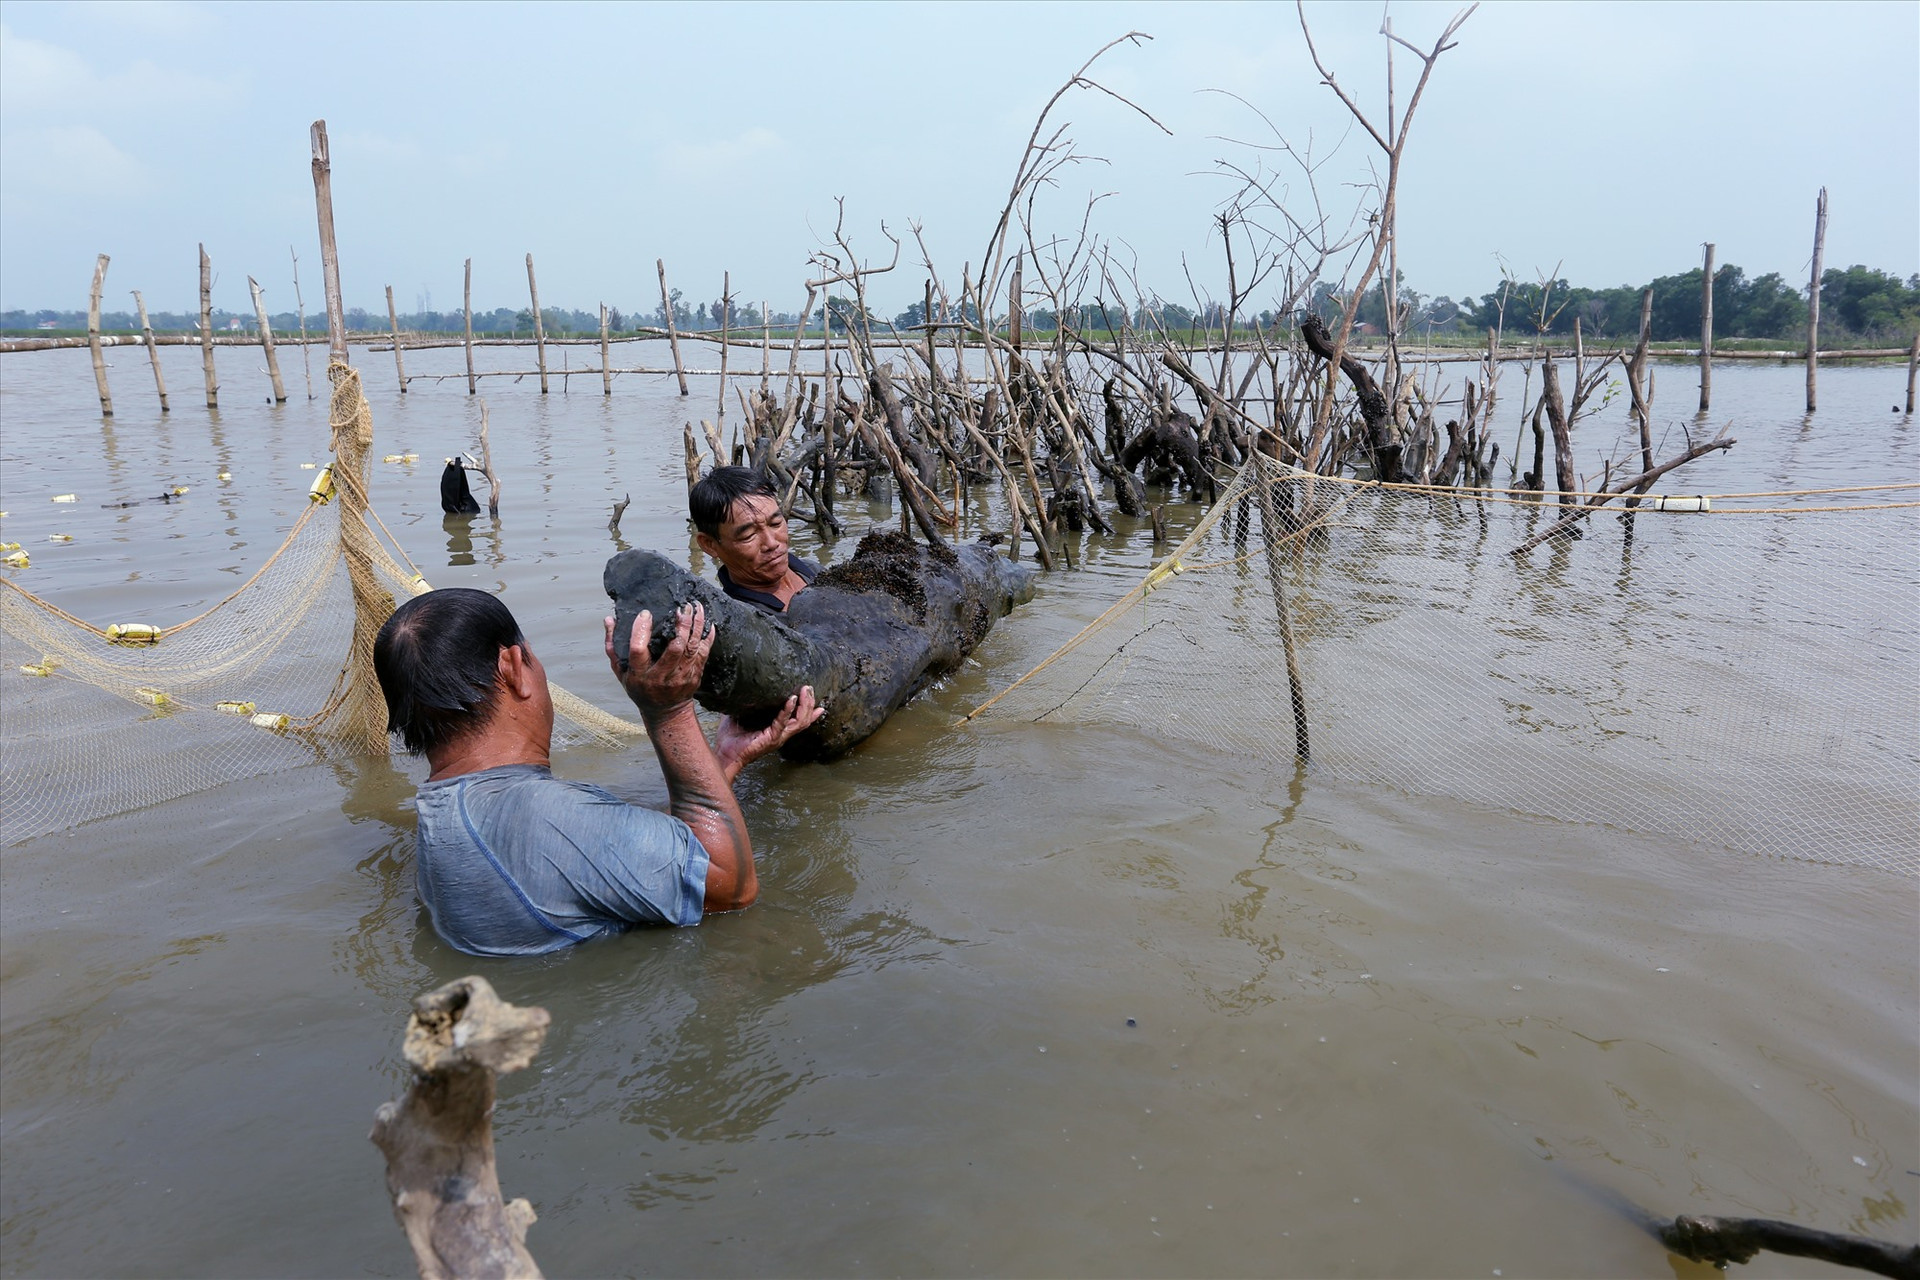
[370,976,550,1280]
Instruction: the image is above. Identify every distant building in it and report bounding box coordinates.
[37,320,58,330]
[226,318,243,331]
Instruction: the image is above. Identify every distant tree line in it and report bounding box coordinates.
[1304,263,1919,344]
[8,261,1915,343]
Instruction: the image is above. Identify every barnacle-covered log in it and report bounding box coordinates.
[606,532,1035,760]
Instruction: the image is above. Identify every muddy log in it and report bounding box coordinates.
[370,976,548,1280]
[606,531,1034,760]
[1657,1214,1919,1280]
[1299,313,1397,479]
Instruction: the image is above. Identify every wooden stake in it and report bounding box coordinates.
[1253,468,1310,764]
[290,247,314,399]
[198,243,218,405]
[657,259,689,396]
[369,976,547,1280]
[309,123,346,368]
[87,253,112,417]
[131,288,168,412]
[760,300,770,391]
[599,303,611,396]
[463,258,476,395]
[1008,251,1024,352]
[248,276,288,403]
[526,253,549,394]
[386,285,408,392]
[1806,187,1826,412]
[717,271,730,432]
[1907,332,1918,415]
[477,400,501,517]
[1698,242,1714,412]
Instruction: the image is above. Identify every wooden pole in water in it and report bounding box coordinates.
[1698,242,1713,413]
[1907,333,1918,415]
[131,289,168,412]
[248,276,288,403]
[760,300,770,392]
[526,253,549,393]
[199,243,219,405]
[88,253,113,417]
[386,285,408,392]
[1008,250,1024,353]
[477,399,501,517]
[599,303,611,396]
[463,258,476,395]
[717,271,730,432]
[309,122,347,368]
[657,259,689,395]
[1806,187,1826,412]
[290,247,314,399]
[1252,466,1310,764]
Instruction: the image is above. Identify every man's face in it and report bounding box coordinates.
[698,493,790,590]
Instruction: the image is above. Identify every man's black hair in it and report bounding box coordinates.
[689,466,779,539]
[373,588,526,755]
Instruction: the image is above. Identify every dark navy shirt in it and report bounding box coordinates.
[717,553,819,614]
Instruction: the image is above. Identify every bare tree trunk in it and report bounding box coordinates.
[198,243,219,405]
[717,271,730,432]
[309,125,346,369]
[132,289,169,412]
[88,253,113,417]
[249,276,288,403]
[463,258,476,395]
[370,976,548,1280]
[477,400,501,517]
[1541,357,1575,512]
[386,285,408,393]
[291,247,314,399]
[683,420,703,496]
[1807,187,1826,412]
[599,303,611,396]
[657,259,689,396]
[526,253,548,394]
[1698,242,1714,412]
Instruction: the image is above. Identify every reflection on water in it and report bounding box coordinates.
[0,349,1913,1277]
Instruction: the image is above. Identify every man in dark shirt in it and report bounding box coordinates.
[689,466,817,614]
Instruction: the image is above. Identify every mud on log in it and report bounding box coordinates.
[370,976,549,1280]
[607,531,1035,760]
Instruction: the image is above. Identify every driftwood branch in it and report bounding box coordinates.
[1510,431,1735,557]
[370,976,549,1280]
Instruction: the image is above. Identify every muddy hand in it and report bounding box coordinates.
[715,685,825,776]
[605,602,714,716]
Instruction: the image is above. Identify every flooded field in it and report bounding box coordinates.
[1,342,1915,1277]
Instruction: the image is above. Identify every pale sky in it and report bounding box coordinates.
[1,0,1914,319]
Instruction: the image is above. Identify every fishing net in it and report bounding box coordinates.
[970,454,1920,875]
[0,364,641,846]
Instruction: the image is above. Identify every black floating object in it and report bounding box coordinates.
[441,459,480,515]
[1126,1018,1138,1028]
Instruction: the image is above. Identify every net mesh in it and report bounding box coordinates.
[970,454,1920,876]
[0,363,641,846]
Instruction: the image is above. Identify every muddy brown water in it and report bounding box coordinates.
[1,343,1914,1278]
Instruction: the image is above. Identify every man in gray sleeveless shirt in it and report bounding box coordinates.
[373,588,821,956]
